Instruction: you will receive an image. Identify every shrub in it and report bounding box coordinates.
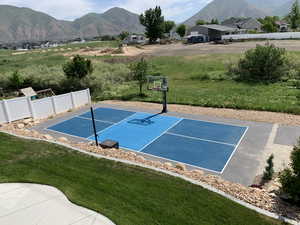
[63,55,93,80]
[279,138,300,203]
[233,43,289,83]
[8,71,24,90]
[263,154,274,181]
[130,58,148,96]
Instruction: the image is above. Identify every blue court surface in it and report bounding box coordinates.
[47,107,248,173]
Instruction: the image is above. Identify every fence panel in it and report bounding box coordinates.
[32,97,54,119]
[0,101,7,123]
[54,93,73,114]
[6,97,31,121]
[222,32,300,40]
[73,89,90,107]
[0,89,90,123]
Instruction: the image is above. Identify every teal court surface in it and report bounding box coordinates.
[47,107,248,173]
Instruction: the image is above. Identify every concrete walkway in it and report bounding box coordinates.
[0,183,115,225]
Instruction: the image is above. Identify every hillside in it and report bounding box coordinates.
[74,7,144,39]
[0,5,77,43]
[0,5,144,43]
[273,0,297,16]
[184,0,267,26]
[246,0,288,14]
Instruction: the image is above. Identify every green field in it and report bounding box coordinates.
[118,55,300,114]
[0,42,300,114]
[0,133,283,225]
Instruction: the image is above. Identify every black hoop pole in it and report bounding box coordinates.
[162,90,167,113]
[90,107,99,146]
[161,77,168,113]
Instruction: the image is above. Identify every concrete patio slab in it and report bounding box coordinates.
[0,183,115,225]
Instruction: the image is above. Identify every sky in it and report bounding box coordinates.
[0,0,212,22]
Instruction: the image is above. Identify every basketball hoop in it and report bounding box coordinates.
[146,75,169,113]
[147,76,168,92]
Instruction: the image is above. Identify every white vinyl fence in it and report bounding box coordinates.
[0,89,91,124]
[222,32,300,40]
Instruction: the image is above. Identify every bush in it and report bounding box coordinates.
[233,43,289,83]
[63,55,93,80]
[263,154,274,181]
[8,71,24,90]
[279,138,300,204]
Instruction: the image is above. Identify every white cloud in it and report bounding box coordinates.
[0,0,94,20]
[119,0,212,22]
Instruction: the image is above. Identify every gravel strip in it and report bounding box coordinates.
[101,100,300,126]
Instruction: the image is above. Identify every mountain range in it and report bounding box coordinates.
[0,5,144,43]
[184,0,297,26]
[1,0,299,44]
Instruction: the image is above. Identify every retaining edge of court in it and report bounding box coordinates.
[1,130,298,225]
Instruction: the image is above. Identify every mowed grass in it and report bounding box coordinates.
[120,54,300,114]
[0,133,282,225]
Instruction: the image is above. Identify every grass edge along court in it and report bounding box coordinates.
[0,133,283,225]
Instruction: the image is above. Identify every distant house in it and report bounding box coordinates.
[221,18,262,33]
[123,35,146,45]
[275,21,289,32]
[187,24,237,42]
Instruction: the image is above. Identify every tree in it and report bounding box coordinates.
[119,31,129,40]
[290,0,300,30]
[176,24,186,38]
[233,43,288,83]
[279,138,300,203]
[263,154,275,181]
[130,58,148,96]
[196,20,207,25]
[258,16,279,33]
[140,6,165,43]
[210,18,219,24]
[63,55,93,80]
[164,20,175,34]
[9,71,24,90]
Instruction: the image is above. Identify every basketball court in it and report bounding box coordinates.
[47,107,248,173]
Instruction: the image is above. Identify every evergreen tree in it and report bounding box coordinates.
[290,0,300,30]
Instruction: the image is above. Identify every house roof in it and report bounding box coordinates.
[199,24,237,32]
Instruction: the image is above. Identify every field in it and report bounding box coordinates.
[0,40,300,114]
[0,133,282,225]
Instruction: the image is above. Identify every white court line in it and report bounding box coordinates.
[77,116,114,124]
[137,118,184,152]
[99,104,248,129]
[87,113,139,140]
[166,132,236,147]
[121,146,223,174]
[221,126,249,174]
[46,106,249,174]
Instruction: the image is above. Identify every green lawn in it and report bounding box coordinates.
[0,133,283,225]
[117,55,300,114]
[1,45,300,114]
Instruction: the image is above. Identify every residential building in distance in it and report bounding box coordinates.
[187,24,237,43]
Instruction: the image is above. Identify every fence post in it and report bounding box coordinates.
[2,100,11,123]
[70,92,76,109]
[27,97,36,119]
[87,88,92,105]
[51,96,57,115]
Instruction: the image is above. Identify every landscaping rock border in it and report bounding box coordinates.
[0,119,300,224]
